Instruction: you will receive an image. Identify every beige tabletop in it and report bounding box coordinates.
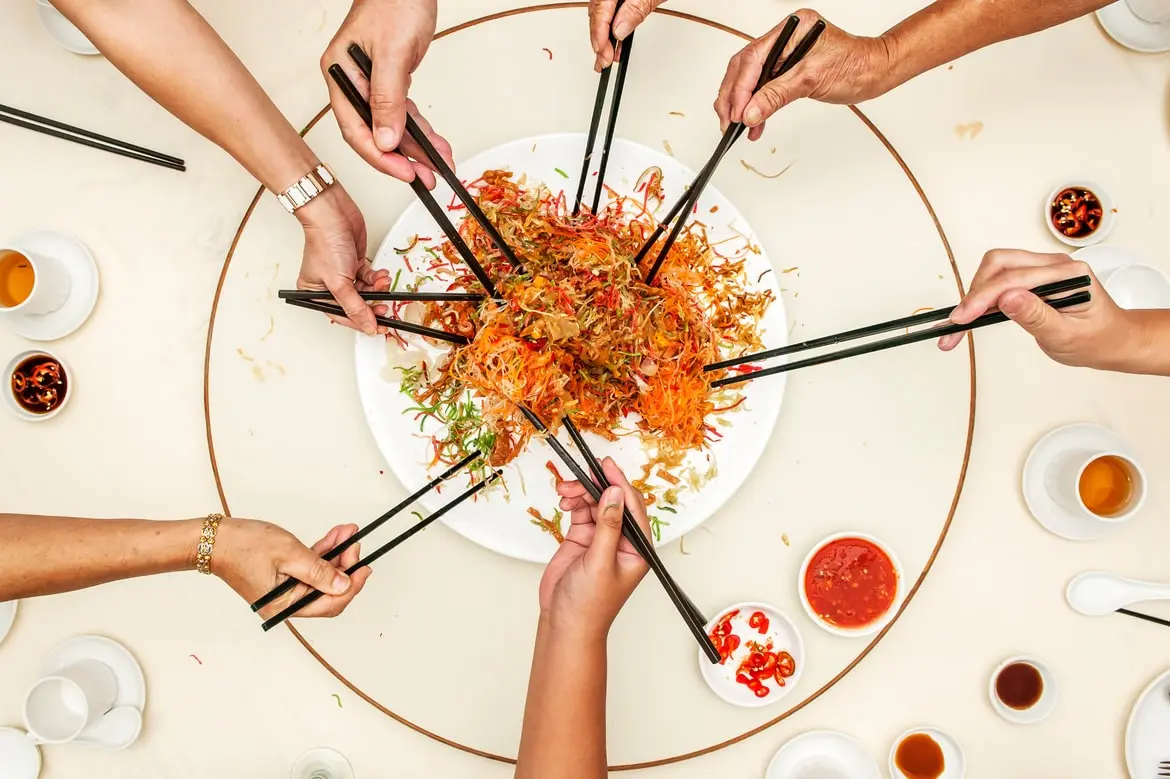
[2,1,1169,777]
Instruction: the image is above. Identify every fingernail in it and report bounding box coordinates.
[333,571,351,593]
[613,20,631,40]
[375,127,398,152]
[1000,291,1025,315]
[602,486,623,515]
[594,56,604,73]
[744,106,761,126]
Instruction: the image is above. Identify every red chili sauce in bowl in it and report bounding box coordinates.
[804,537,897,629]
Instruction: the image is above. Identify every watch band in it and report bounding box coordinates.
[275,164,336,214]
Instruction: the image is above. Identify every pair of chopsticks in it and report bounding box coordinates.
[639,17,825,284]
[706,276,1093,387]
[519,408,721,663]
[0,102,185,172]
[572,1,635,216]
[1119,608,1170,629]
[329,46,719,663]
[256,452,499,631]
[280,292,471,345]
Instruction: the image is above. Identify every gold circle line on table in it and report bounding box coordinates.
[201,3,976,770]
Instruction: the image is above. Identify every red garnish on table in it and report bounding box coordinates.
[804,537,897,629]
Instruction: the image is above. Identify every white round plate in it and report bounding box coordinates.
[698,601,804,708]
[35,1,100,56]
[1072,245,1170,309]
[797,531,904,637]
[988,656,1059,725]
[1021,422,1136,541]
[356,133,787,562]
[890,727,965,779]
[1097,1,1170,52]
[40,635,145,713]
[765,730,880,779]
[1125,668,1170,779]
[0,231,99,341]
[0,600,16,646]
[0,727,40,779]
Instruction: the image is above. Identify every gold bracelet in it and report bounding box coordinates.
[195,513,224,574]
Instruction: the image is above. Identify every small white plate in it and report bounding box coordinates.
[1022,423,1136,541]
[1097,1,1170,53]
[1072,245,1170,309]
[699,602,804,708]
[798,532,904,637]
[3,351,72,422]
[0,232,98,341]
[890,727,965,779]
[0,600,16,646]
[765,730,881,779]
[1044,182,1114,248]
[41,636,146,713]
[35,1,100,56]
[988,656,1059,725]
[0,727,40,779]
[1125,668,1170,779]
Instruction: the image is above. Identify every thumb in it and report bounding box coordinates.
[586,486,626,565]
[282,547,351,596]
[369,47,411,153]
[612,0,657,40]
[331,280,378,336]
[743,79,799,128]
[1000,289,1059,340]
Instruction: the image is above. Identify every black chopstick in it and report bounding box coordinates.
[284,297,471,345]
[589,32,635,215]
[250,451,482,613]
[573,0,626,215]
[640,18,824,284]
[327,64,501,299]
[260,469,502,631]
[0,104,185,172]
[345,45,526,274]
[519,407,721,664]
[706,275,1092,373]
[279,289,485,303]
[1118,608,1170,629]
[711,290,1091,388]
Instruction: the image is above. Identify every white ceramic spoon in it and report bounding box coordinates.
[72,706,141,750]
[1066,571,1170,616]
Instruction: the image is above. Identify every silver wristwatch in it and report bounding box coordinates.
[275,164,336,214]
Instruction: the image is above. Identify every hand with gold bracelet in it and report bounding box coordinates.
[0,513,371,620]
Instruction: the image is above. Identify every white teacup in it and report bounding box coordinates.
[23,659,117,744]
[0,246,72,316]
[1126,0,1170,23]
[1044,448,1147,526]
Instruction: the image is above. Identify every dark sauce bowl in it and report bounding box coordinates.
[4,350,70,421]
[1045,180,1115,248]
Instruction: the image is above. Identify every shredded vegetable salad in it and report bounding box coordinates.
[392,168,774,534]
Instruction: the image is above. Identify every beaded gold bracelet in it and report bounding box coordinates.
[195,513,224,574]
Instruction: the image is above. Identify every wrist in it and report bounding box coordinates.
[538,610,610,649]
[1113,309,1170,375]
[873,29,913,95]
[294,183,349,229]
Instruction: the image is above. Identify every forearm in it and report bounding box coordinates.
[53,0,319,193]
[0,514,199,600]
[516,617,608,779]
[1119,310,1170,376]
[879,0,1112,92]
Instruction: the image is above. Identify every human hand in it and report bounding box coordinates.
[295,186,391,336]
[939,249,1138,370]
[589,0,666,70]
[212,518,373,620]
[540,457,651,637]
[321,0,454,185]
[715,10,894,140]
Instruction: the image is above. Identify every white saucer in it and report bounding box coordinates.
[1022,423,1135,541]
[0,601,17,646]
[988,656,1060,725]
[0,231,99,341]
[765,730,881,779]
[0,727,40,779]
[41,636,146,713]
[1072,245,1170,309]
[699,602,805,708]
[1097,1,1170,52]
[890,727,965,779]
[1125,668,1170,779]
[35,2,101,56]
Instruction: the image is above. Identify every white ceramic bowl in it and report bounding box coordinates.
[1101,264,1170,309]
[698,601,804,708]
[798,532,904,637]
[35,0,101,56]
[988,656,1059,725]
[1044,181,1115,248]
[889,727,966,779]
[3,350,71,422]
